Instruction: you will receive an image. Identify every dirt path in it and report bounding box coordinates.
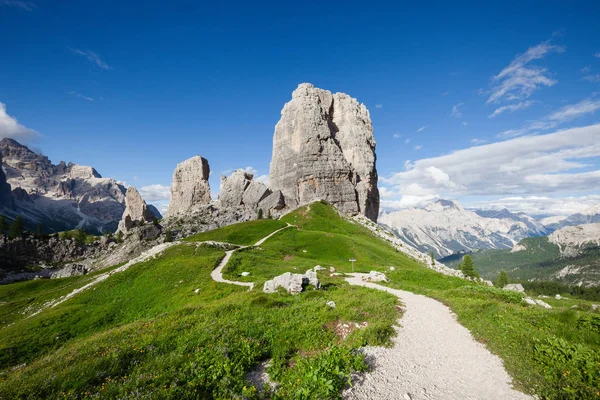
[343,274,532,400]
[210,224,293,291]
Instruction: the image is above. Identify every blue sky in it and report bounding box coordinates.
[1,0,599,216]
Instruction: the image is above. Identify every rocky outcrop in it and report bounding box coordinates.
[166,155,211,217]
[218,170,284,213]
[118,186,156,232]
[0,138,126,233]
[263,271,321,294]
[0,152,13,209]
[269,83,379,221]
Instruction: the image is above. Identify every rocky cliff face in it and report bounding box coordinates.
[118,186,156,232]
[166,155,211,217]
[269,83,379,221]
[0,152,14,209]
[0,138,126,233]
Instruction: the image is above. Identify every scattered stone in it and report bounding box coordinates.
[524,297,552,309]
[302,250,307,253]
[329,266,336,273]
[314,265,325,271]
[241,272,250,277]
[326,301,336,308]
[166,155,211,217]
[555,294,562,299]
[269,83,380,221]
[389,266,395,271]
[523,297,536,306]
[362,271,388,283]
[504,283,525,293]
[304,269,321,289]
[194,288,200,294]
[482,280,494,287]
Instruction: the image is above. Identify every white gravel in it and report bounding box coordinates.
[343,274,532,400]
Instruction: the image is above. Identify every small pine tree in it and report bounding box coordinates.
[153,218,160,226]
[0,215,6,233]
[496,270,509,288]
[165,230,172,243]
[9,216,24,239]
[461,255,479,279]
[116,230,123,243]
[76,229,87,244]
[430,251,435,264]
[257,208,264,219]
[267,209,272,219]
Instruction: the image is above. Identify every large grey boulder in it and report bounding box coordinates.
[118,186,156,232]
[269,83,379,221]
[504,283,525,293]
[219,170,253,208]
[242,180,271,209]
[258,190,285,212]
[166,155,211,217]
[263,270,321,294]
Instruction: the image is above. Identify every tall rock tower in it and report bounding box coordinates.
[269,83,379,221]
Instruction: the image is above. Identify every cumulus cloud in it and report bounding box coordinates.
[255,174,269,185]
[0,0,35,11]
[243,166,258,175]
[138,184,171,202]
[486,40,564,104]
[451,102,463,118]
[497,99,600,138]
[488,100,535,118]
[0,102,39,143]
[380,124,600,213]
[69,48,113,70]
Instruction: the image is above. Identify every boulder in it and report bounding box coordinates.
[166,155,211,217]
[326,301,336,308]
[263,270,320,295]
[504,283,525,293]
[269,83,379,221]
[258,190,285,212]
[118,186,156,232]
[362,271,388,283]
[242,180,272,209]
[219,170,253,208]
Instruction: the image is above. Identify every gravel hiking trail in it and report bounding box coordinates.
[210,224,293,290]
[343,273,532,400]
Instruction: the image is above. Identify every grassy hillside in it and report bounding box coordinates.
[1,201,598,399]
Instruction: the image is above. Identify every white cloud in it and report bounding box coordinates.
[393,133,401,139]
[470,138,487,145]
[583,74,600,83]
[487,40,564,104]
[243,166,258,175]
[462,121,468,126]
[375,104,383,109]
[0,0,36,11]
[138,184,171,202]
[594,52,600,59]
[442,91,449,96]
[69,48,112,70]
[581,66,591,73]
[451,102,463,118]
[414,145,422,151]
[0,102,39,143]
[417,125,428,132]
[488,100,535,118]
[497,99,600,138]
[255,174,269,185]
[381,124,600,213]
[68,90,94,102]
[405,138,411,144]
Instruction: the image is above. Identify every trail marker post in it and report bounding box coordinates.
[349,258,356,272]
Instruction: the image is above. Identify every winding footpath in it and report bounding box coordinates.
[342,274,532,400]
[210,224,293,291]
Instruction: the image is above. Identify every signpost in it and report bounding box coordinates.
[349,258,356,272]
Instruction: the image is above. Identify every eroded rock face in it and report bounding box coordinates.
[219,170,253,208]
[0,153,13,208]
[219,170,284,213]
[166,155,211,217]
[269,83,379,221]
[118,186,156,232]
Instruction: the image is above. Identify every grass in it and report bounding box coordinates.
[183,219,287,246]
[1,201,598,399]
